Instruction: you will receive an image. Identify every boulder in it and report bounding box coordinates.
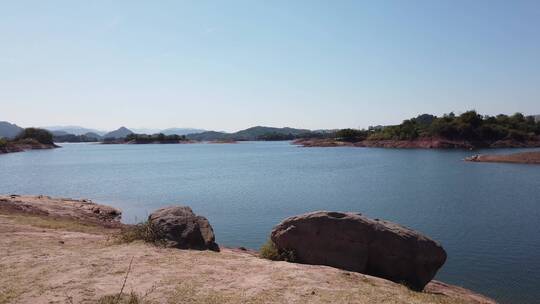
[148,206,219,251]
[270,211,446,291]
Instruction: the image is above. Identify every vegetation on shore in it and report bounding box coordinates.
[297,111,540,148]
[0,128,57,153]
[118,220,166,244]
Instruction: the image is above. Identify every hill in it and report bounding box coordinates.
[296,111,540,149]
[161,128,206,136]
[43,126,106,136]
[103,127,133,139]
[0,121,24,139]
[187,126,314,141]
[53,132,102,143]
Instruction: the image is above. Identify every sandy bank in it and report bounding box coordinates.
[465,151,540,165]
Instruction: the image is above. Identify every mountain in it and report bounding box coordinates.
[44,126,106,136]
[50,130,69,136]
[186,126,312,141]
[186,131,232,141]
[161,128,206,136]
[84,132,103,140]
[103,127,133,139]
[130,128,162,135]
[0,121,24,139]
[233,126,311,140]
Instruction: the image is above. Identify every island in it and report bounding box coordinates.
[0,128,58,154]
[294,111,540,149]
[465,151,540,164]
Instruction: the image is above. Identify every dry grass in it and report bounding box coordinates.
[117,220,165,245]
[0,212,116,235]
[0,213,494,304]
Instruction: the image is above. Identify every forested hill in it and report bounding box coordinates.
[186,126,314,141]
[330,111,540,147]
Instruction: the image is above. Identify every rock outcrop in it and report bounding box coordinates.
[148,206,219,251]
[271,211,447,291]
[0,195,121,226]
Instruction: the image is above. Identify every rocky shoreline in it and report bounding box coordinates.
[293,137,540,149]
[465,151,540,164]
[0,194,497,303]
[0,140,58,154]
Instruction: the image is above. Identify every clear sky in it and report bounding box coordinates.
[1,1,539,132]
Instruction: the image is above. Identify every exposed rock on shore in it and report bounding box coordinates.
[0,139,58,154]
[0,195,497,303]
[293,137,540,149]
[271,211,447,291]
[149,206,219,251]
[0,195,122,227]
[465,151,540,164]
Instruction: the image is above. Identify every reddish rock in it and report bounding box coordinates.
[149,206,219,251]
[271,211,446,291]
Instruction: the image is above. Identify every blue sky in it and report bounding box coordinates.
[1,1,539,131]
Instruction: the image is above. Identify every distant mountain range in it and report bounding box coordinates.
[43,126,107,136]
[0,121,24,139]
[186,126,314,141]
[161,128,206,136]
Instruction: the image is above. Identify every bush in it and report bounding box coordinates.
[119,220,165,245]
[98,292,146,304]
[259,239,296,262]
[336,129,368,142]
[0,138,7,147]
[15,128,54,145]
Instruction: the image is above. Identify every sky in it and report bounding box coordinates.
[1,0,539,132]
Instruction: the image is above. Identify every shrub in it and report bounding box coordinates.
[15,128,54,145]
[259,239,296,262]
[336,129,368,142]
[118,220,165,245]
[98,292,146,304]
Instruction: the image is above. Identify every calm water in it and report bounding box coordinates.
[1,142,539,303]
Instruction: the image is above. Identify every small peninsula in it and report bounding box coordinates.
[465,151,540,164]
[0,128,58,154]
[295,111,540,149]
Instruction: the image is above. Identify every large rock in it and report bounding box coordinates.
[270,211,446,291]
[148,206,219,251]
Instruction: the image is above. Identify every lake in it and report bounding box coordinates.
[1,142,539,304]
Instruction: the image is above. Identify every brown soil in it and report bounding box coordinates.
[0,196,497,304]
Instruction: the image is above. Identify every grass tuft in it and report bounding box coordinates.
[259,239,296,262]
[98,292,148,304]
[118,220,165,245]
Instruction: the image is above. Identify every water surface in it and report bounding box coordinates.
[1,142,539,304]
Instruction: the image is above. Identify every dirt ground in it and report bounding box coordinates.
[0,211,497,304]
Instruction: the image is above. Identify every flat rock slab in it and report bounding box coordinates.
[0,195,122,227]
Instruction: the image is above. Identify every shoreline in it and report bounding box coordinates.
[0,141,58,154]
[0,194,496,304]
[465,151,540,164]
[293,137,540,149]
